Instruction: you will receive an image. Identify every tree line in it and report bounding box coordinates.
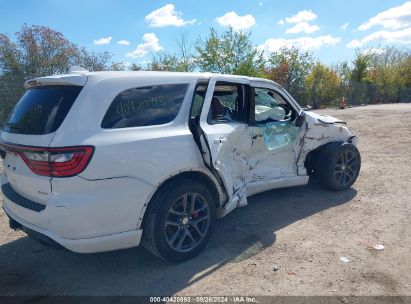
[1,25,411,123]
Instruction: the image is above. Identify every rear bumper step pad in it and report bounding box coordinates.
[1,183,46,212]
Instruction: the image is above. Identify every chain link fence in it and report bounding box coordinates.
[0,75,27,127]
[299,81,411,108]
[347,82,411,106]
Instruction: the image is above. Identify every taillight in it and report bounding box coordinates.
[1,142,94,177]
[48,147,93,177]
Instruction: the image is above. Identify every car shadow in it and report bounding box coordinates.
[0,180,357,296]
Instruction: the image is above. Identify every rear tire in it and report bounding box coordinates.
[142,179,215,263]
[318,142,361,191]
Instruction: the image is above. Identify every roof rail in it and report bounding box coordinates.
[68,66,89,73]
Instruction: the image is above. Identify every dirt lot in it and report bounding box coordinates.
[0,103,410,297]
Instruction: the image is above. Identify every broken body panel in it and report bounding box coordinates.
[195,76,356,218]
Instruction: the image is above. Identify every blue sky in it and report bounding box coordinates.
[1,0,411,67]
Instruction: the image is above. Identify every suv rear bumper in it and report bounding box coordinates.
[1,174,151,253]
[3,202,142,253]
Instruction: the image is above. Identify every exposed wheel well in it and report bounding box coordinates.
[139,171,221,229]
[304,141,345,177]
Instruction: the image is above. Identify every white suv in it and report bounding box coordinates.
[0,71,361,262]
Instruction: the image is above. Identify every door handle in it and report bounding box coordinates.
[214,137,227,144]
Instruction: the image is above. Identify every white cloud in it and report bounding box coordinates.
[216,11,256,30]
[346,39,362,48]
[279,10,317,25]
[348,27,411,48]
[259,2,264,7]
[259,35,341,52]
[341,22,349,30]
[145,4,196,27]
[358,1,411,31]
[93,36,112,45]
[126,33,163,58]
[117,40,130,45]
[278,20,285,25]
[286,22,320,34]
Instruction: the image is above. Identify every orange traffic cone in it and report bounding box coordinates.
[339,96,346,109]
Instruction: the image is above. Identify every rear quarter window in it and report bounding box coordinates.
[4,85,82,135]
[101,84,188,129]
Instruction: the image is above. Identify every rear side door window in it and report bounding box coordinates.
[208,82,247,123]
[101,84,188,128]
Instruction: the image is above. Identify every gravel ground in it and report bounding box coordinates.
[0,103,410,296]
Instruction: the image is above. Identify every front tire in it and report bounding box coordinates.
[318,142,361,191]
[142,179,216,262]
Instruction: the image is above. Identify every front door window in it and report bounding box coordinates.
[254,88,298,150]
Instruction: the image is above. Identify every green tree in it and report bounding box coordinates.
[195,27,265,76]
[307,62,340,109]
[147,53,180,71]
[266,47,314,100]
[130,63,143,71]
[0,25,116,124]
[147,33,196,72]
[351,49,374,83]
[0,24,117,77]
[399,56,411,87]
[350,47,411,103]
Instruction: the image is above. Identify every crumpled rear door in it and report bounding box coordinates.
[196,77,252,212]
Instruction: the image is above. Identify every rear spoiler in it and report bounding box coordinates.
[24,74,88,89]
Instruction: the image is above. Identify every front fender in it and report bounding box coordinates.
[297,111,357,175]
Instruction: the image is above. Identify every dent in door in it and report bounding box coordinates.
[248,121,307,181]
[213,126,252,204]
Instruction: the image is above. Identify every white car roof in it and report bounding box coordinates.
[25,71,278,88]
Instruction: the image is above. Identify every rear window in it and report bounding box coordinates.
[101,84,188,129]
[4,85,82,135]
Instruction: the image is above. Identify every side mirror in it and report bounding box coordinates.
[295,112,306,127]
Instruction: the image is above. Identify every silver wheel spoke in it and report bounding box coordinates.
[341,153,346,163]
[169,229,181,245]
[169,206,183,216]
[189,193,197,213]
[194,205,208,213]
[166,221,180,227]
[339,171,345,183]
[176,229,188,251]
[192,223,205,237]
[182,194,188,213]
[346,167,355,175]
[185,227,195,243]
[192,216,208,225]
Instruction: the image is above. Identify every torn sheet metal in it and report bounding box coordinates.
[296,111,355,175]
[307,111,347,124]
[247,121,306,183]
[212,127,252,199]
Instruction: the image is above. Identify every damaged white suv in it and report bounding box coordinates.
[0,71,360,262]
